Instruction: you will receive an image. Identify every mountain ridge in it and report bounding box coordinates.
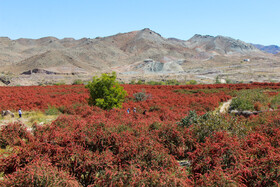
[252,44,280,54]
[0,28,279,85]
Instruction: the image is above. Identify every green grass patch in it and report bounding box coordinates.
[45,106,61,115]
[270,93,280,109]
[230,89,278,111]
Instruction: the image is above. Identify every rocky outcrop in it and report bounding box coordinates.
[185,34,260,55]
[21,68,87,75]
[21,69,57,75]
[229,109,277,117]
[134,59,184,73]
[0,76,11,85]
[1,110,14,117]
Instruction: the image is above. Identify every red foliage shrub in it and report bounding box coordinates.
[241,131,280,186]
[0,123,33,148]
[254,101,262,111]
[188,111,280,186]
[0,85,88,111]
[155,124,197,159]
[1,83,280,186]
[93,165,192,186]
[189,132,246,185]
[0,159,80,187]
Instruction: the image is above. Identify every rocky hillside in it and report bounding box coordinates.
[184,34,259,55]
[0,28,279,85]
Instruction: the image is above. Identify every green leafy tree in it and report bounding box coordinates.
[86,72,127,110]
[215,76,221,84]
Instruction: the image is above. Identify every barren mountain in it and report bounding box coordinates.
[253,44,280,54]
[11,50,94,75]
[0,28,279,85]
[184,34,260,55]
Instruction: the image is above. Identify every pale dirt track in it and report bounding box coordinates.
[219,99,232,114]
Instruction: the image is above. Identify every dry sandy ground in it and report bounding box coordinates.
[220,99,232,114]
[0,112,58,130]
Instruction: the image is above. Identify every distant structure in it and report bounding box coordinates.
[220,79,226,84]
[144,59,154,63]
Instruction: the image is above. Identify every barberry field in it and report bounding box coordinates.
[0,83,280,186]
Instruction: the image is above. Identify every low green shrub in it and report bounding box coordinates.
[191,113,250,142]
[146,80,180,85]
[178,111,251,142]
[53,81,66,85]
[149,122,162,131]
[133,89,151,102]
[178,110,199,128]
[186,80,197,85]
[230,89,268,111]
[45,106,60,115]
[149,105,161,112]
[136,80,144,85]
[129,80,136,84]
[270,93,280,109]
[230,97,254,111]
[72,79,84,85]
[165,79,180,85]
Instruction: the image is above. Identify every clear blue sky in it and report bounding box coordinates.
[0,0,279,45]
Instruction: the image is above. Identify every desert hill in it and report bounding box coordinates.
[0,28,279,85]
[12,50,93,75]
[184,34,260,55]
